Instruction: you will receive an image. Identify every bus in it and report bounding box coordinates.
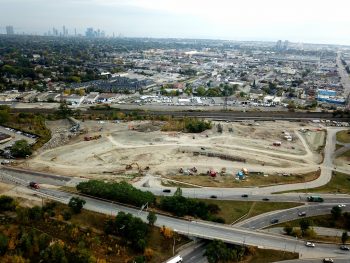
[307,195,324,202]
[166,255,183,263]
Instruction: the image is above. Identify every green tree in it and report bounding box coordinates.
[56,101,72,119]
[331,206,342,220]
[40,242,68,263]
[283,224,293,236]
[63,210,72,220]
[11,139,32,158]
[0,233,8,255]
[196,86,206,96]
[0,109,10,124]
[0,195,16,211]
[342,232,349,245]
[205,240,234,263]
[147,211,157,226]
[68,197,86,214]
[174,187,182,197]
[28,206,43,220]
[299,219,311,236]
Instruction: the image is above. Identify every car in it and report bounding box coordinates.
[323,258,334,263]
[162,189,171,193]
[338,204,346,208]
[210,195,217,199]
[298,211,306,217]
[270,218,279,224]
[241,194,248,198]
[305,241,315,247]
[262,198,270,201]
[340,245,350,251]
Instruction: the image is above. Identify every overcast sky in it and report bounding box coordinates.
[1,0,350,45]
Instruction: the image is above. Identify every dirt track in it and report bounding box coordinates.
[22,120,323,180]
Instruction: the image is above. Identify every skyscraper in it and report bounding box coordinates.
[6,26,14,35]
[85,27,95,38]
[276,40,282,51]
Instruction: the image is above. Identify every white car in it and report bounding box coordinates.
[305,242,315,247]
[338,204,346,208]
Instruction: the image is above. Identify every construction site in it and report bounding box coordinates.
[19,119,326,187]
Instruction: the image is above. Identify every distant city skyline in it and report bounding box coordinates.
[1,0,350,45]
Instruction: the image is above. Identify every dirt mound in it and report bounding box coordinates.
[134,121,163,132]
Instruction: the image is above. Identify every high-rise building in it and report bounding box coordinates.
[62,25,68,36]
[6,26,14,35]
[52,27,58,36]
[85,27,95,38]
[283,40,289,50]
[276,40,282,51]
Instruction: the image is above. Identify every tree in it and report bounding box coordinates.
[0,195,16,211]
[56,101,72,119]
[299,219,311,236]
[299,218,311,235]
[0,233,8,255]
[40,242,68,263]
[204,240,234,263]
[283,224,293,236]
[342,232,349,245]
[0,109,9,124]
[11,139,32,158]
[68,197,86,214]
[174,187,182,197]
[147,211,157,226]
[196,86,206,96]
[331,206,342,220]
[28,206,43,220]
[160,226,173,239]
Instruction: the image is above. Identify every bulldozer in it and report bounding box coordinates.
[125,162,144,175]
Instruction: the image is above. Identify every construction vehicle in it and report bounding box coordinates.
[190,167,197,173]
[273,141,282,146]
[84,135,102,141]
[125,162,140,170]
[29,182,40,189]
[207,169,217,177]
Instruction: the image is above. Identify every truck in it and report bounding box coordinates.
[29,182,40,189]
[307,195,323,202]
[166,255,183,263]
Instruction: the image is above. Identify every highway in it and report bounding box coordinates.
[337,52,350,101]
[236,203,350,229]
[0,123,348,261]
[1,170,350,260]
[1,178,348,259]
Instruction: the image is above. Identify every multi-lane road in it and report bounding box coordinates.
[0,124,349,261]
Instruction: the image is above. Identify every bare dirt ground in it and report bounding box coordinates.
[0,182,42,207]
[20,120,324,185]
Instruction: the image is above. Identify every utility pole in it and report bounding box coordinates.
[223,88,228,111]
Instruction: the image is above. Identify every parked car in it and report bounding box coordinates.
[305,241,315,247]
[323,258,333,263]
[338,204,346,208]
[298,211,306,217]
[162,189,171,193]
[241,194,249,198]
[210,195,217,199]
[340,245,350,251]
[270,218,279,224]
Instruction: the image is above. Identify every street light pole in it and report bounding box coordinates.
[173,229,177,256]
